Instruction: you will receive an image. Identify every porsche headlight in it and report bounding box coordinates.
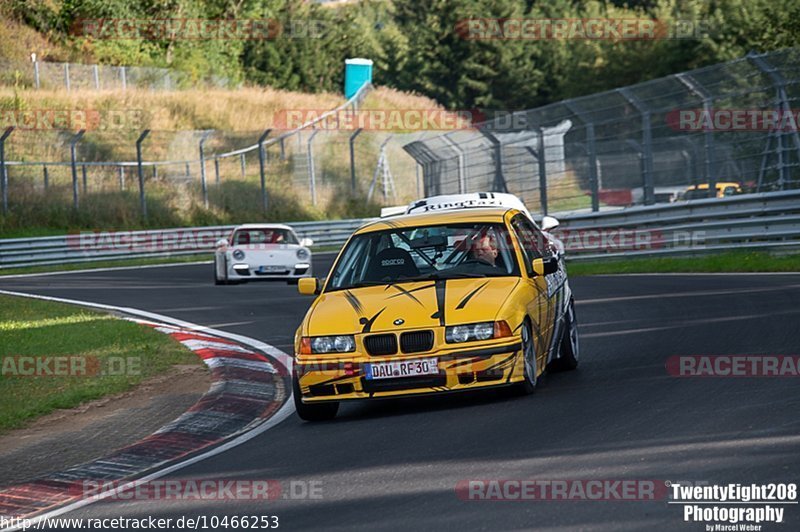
[308,335,355,354]
[446,321,511,343]
[296,248,309,260]
[232,249,245,261]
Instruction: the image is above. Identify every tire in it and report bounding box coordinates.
[214,257,246,285]
[549,298,579,372]
[293,377,339,421]
[214,258,226,285]
[515,320,538,395]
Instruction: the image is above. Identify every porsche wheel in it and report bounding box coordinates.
[214,256,227,285]
[550,298,579,372]
[515,320,538,395]
[293,378,339,421]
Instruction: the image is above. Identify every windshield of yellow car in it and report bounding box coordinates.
[327,223,520,290]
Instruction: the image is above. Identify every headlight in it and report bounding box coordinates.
[449,325,471,343]
[308,335,355,354]
[232,249,245,261]
[296,248,309,260]
[446,321,511,343]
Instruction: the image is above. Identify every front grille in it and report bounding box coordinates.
[400,330,434,354]
[364,334,398,356]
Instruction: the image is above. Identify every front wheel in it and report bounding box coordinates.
[293,378,339,421]
[214,257,226,285]
[514,320,538,395]
[549,298,579,372]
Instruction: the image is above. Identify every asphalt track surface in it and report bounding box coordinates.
[2,259,800,531]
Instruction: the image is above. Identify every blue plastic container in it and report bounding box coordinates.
[344,58,373,99]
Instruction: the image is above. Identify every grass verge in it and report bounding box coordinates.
[0,294,202,432]
[567,251,800,276]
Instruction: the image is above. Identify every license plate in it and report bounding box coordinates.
[259,265,285,273]
[365,358,439,380]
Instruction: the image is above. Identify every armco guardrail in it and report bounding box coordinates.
[1,189,799,269]
[0,219,375,269]
[553,189,800,260]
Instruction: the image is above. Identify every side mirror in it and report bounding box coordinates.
[298,277,320,296]
[531,256,559,276]
[300,238,314,247]
[541,216,560,232]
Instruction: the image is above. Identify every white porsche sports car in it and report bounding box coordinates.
[214,224,314,285]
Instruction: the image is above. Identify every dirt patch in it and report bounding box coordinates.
[0,364,210,488]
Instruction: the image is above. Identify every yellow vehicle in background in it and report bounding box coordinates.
[684,182,742,200]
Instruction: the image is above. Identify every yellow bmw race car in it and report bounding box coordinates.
[292,193,579,421]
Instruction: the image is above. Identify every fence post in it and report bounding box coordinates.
[676,73,716,193]
[618,89,655,205]
[214,157,220,185]
[564,102,600,211]
[118,166,125,190]
[307,130,320,206]
[64,62,71,92]
[185,162,190,179]
[0,127,13,215]
[349,128,363,194]
[258,129,272,214]
[120,66,127,90]
[479,129,509,193]
[240,153,246,178]
[82,165,87,194]
[136,130,150,219]
[93,64,100,89]
[199,131,212,208]
[586,123,600,211]
[279,137,286,160]
[43,164,48,190]
[152,165,157,180]
[536,129,549,215]
[33,60,40,90]
[69,130,85,209]
[442,135,466,193]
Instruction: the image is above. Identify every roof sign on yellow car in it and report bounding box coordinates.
[405,192,534,220]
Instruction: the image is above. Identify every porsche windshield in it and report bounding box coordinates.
[232,228,298,245]
[327,223,520,290]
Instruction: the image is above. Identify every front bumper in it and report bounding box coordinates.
[227,262,312,280]
[294,338,523,402]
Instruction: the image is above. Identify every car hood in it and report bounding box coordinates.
[305,277,520,336]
